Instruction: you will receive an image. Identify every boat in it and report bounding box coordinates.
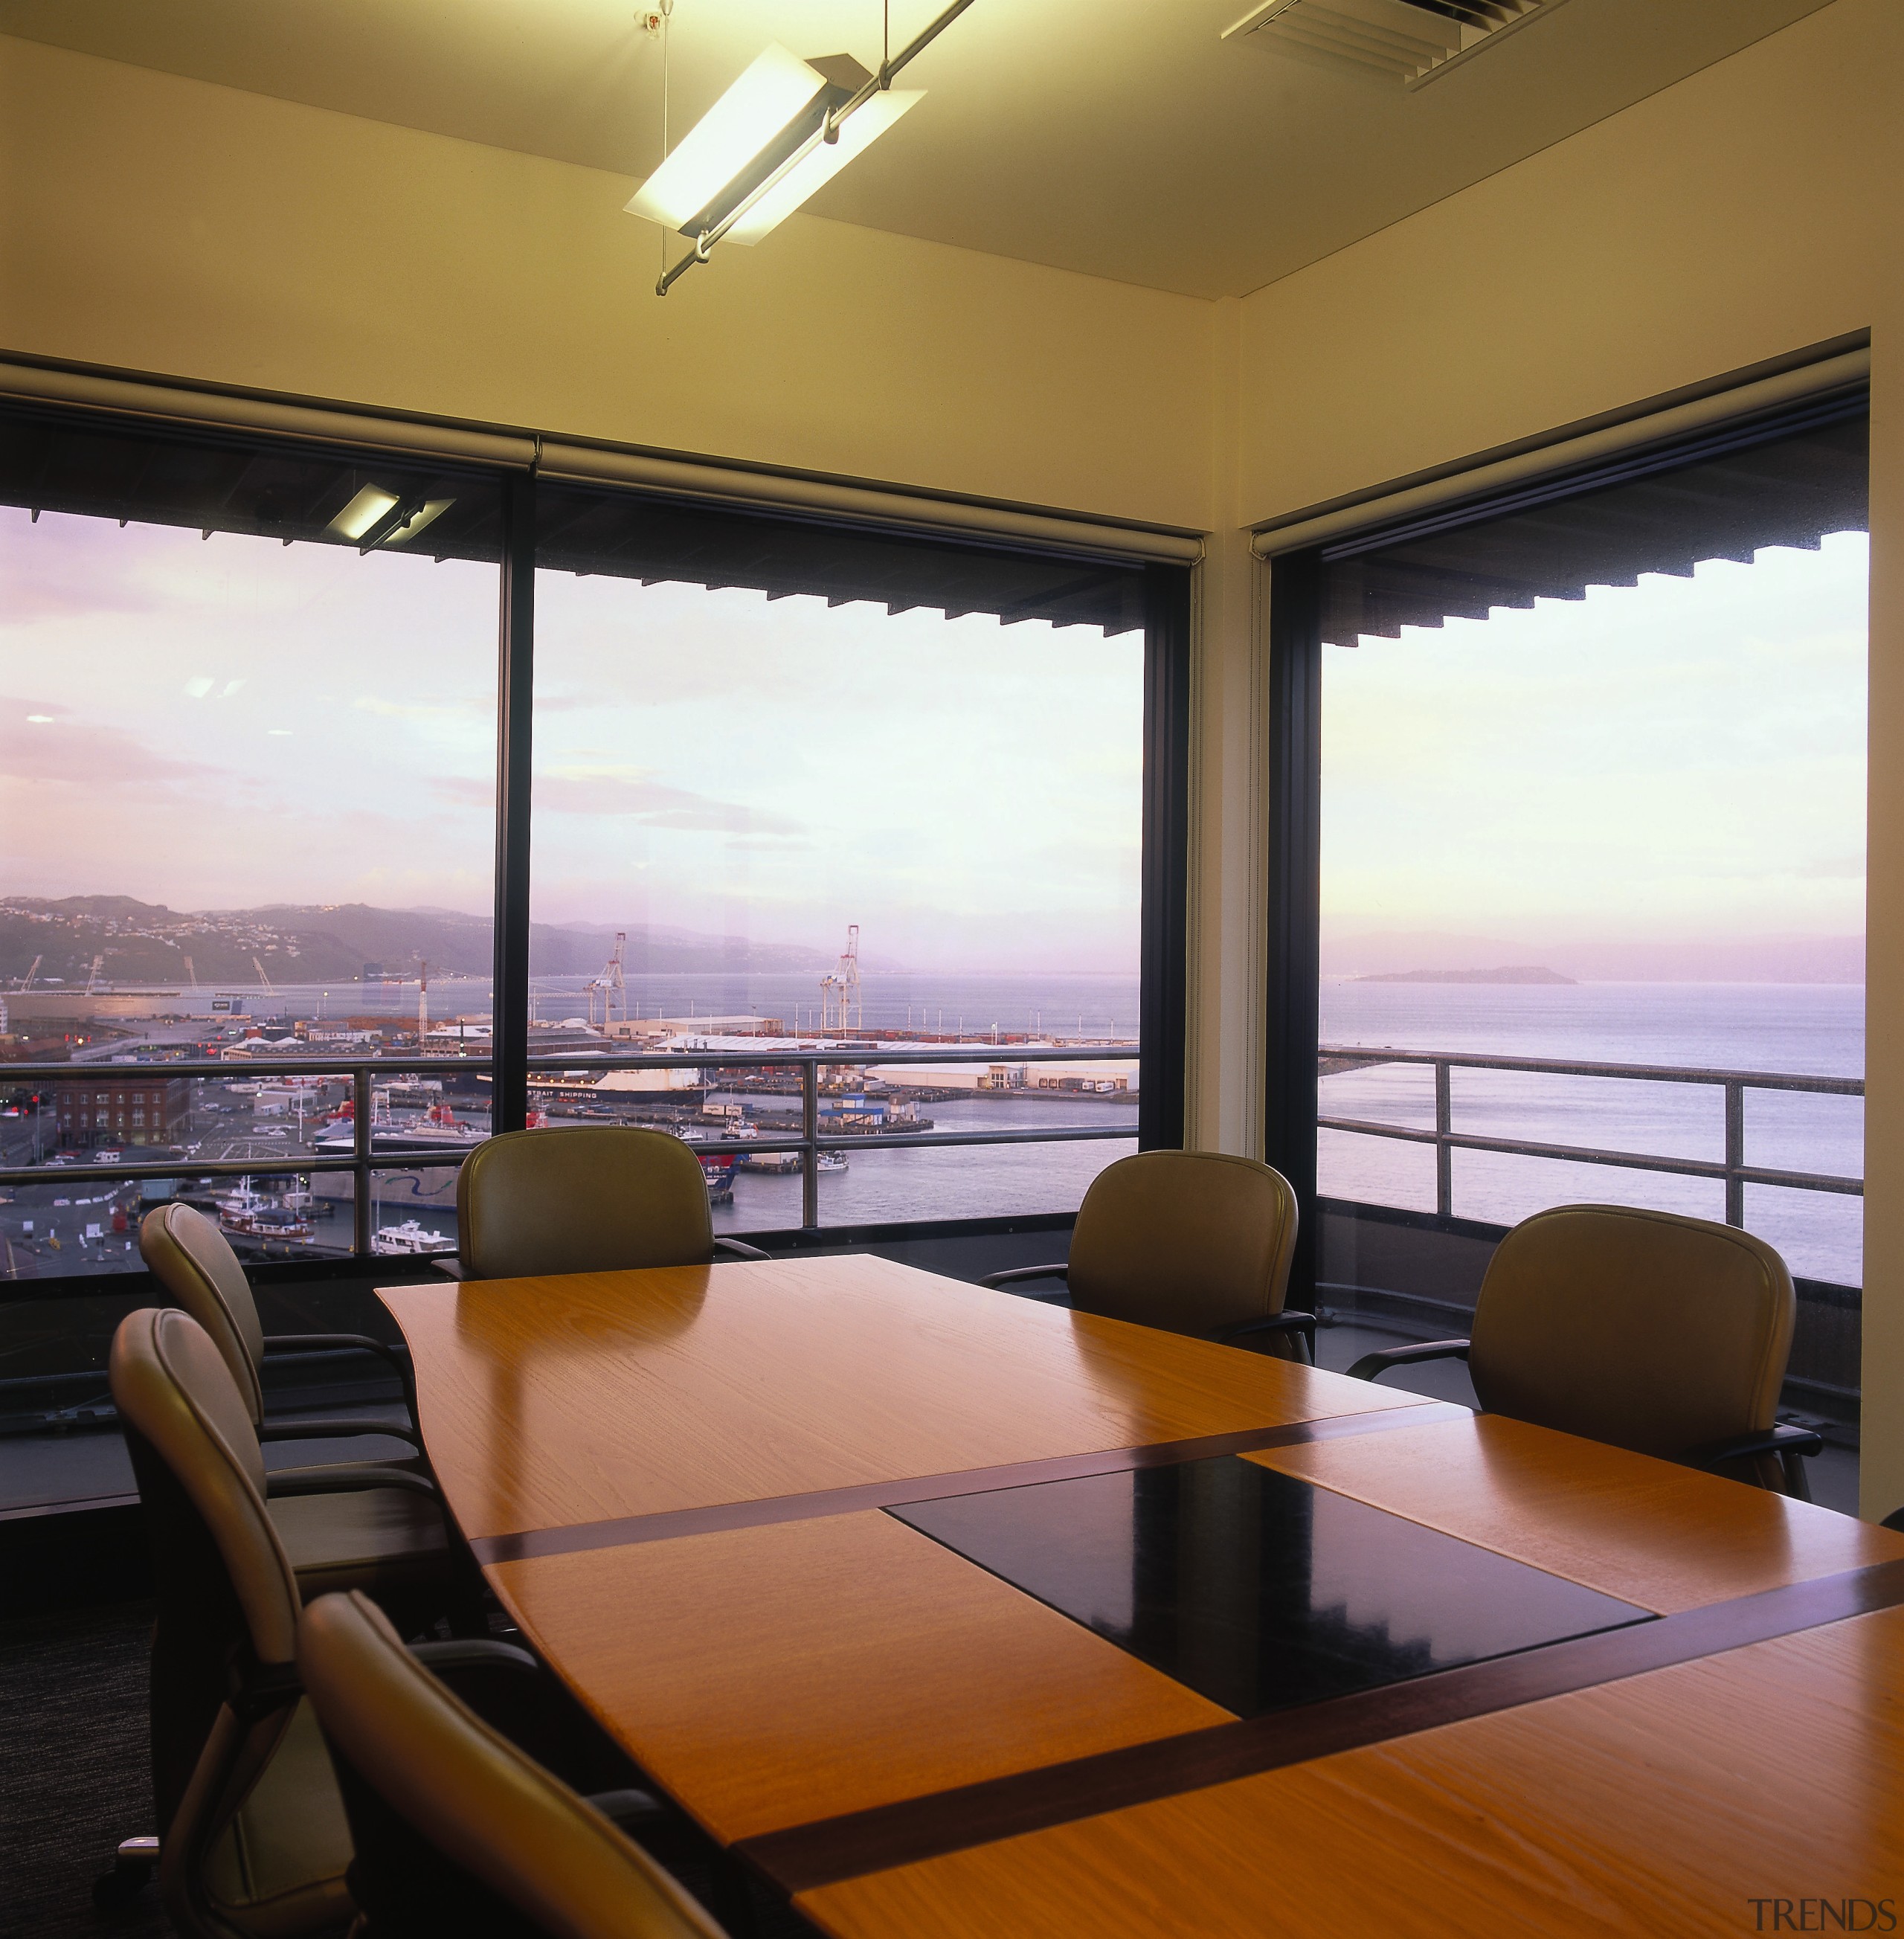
[736,1150,802,1174]
[216,1178,315,1243]
[312,1100,488,1157]
[698,1154,735,1204]
[817,1152,849,1173]
[373,1219,452,1255]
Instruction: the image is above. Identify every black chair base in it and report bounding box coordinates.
[92,1835,158,1909]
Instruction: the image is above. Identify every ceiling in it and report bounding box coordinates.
[0,0,1838,298]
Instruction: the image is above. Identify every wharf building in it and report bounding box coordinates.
[53,1076,192,1149]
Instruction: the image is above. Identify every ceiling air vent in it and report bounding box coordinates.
[1222,0,1568,89]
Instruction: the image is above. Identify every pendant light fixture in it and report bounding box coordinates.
[625,1,977,295]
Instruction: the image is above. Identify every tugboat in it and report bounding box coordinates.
[216,1177,315,1243]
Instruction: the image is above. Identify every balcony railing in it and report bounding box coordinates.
[1318,1044,1863,1226]
[0,1044,1138,1274]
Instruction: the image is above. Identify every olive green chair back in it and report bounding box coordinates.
[140,1203,269,1427]
[454,1127,713,1282]
[109,1307,352,1938]
[1469,1204,1795,1469]
[1068,1150,1301,1345]
[299,1590,726,1939]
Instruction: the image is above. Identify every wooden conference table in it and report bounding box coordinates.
[381,1253,1904,1938]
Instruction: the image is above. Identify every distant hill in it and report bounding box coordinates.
[1357,965,1576,986]
[0,897,853,984]
[1325,928,1865,985]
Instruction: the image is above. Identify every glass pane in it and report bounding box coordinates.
[809,1136,1137,1231]
[1,415,502,1063]
[528,489,1145,1228]
[367,1167,460,1257]
[1316,411,1868,1477]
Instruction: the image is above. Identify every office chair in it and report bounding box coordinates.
[1349,1203,1822,1496]
[109,1304,356,1936]
[300,1589,730,1939]
[443,1125,768,1282]
[141,1202,422,1456]
[138,1203,470,1621]
[107,1308,666,1935]
[982,1149,1315,1361]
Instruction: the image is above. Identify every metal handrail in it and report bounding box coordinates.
[0,1042,1139,1261]
[1317,1043,1863,1225]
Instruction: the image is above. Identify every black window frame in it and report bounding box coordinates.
[1263,386,1871,1312]
[0,399,1191,1296]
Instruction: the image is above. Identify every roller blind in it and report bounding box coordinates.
[1319,396,1868,649]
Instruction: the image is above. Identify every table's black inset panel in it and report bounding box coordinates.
[889,1458,1651,1718]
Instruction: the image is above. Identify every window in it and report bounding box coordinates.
[0,397,1189,1306]
[0,407,504,1276]
[527,486,1181,1234]
[1267,396,1868,1508]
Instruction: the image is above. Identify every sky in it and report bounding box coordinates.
[0,508,1145,973]
[1322,532,1869,973]
[3,507,1868,980]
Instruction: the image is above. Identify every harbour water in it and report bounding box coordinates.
[1319,979,1864,1286]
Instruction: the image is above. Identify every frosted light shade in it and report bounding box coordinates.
[625,45,827,232]
[726,89,923,244]
[329,485,400,541]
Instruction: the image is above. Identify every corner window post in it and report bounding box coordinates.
[1264,548,1322,1306]
[492,472,536,1134]
[1139,561,1191,1152]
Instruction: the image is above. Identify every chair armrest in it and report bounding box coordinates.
[1346,1339,1472,1382]
[410,1638,540,1677]
[266,1462,440,1500]
[980,1264,1069,1290]
[713,1238,771,1261]
[1218,1310,1318,1359]
[258,1417,424,1452]
[431,1257,470,1280]
[1685,1423,1825,1469]
[264,1331,411,1375]
[586,1789,668,1831]
[263,1330,417,1418]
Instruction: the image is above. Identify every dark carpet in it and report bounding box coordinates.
[0,1600,818,1939]
[0,1600,167,1939]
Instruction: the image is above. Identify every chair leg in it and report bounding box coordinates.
[92,1835,158,1909]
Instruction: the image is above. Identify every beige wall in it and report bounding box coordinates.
[1214,0,1900,1517]
[0,36,1214,533]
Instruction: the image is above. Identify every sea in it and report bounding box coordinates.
[30,972,1864,1287]
[1319,979,1863,1287]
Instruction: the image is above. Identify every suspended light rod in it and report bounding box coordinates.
[654,0,979,297]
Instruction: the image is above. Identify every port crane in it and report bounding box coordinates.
[253,956,277,997]
[86,953,106,994]
[820,925,861,1033]
[587,933,628,1030]
[19,955,41,991]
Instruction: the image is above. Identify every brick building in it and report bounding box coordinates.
[54,1077,191,1149]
